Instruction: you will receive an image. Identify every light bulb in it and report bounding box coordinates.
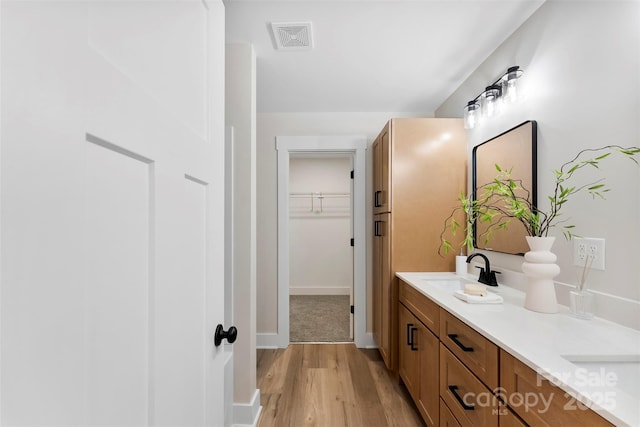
[463,100,480,130]
[481,85,502,119]
[501,66,523,104]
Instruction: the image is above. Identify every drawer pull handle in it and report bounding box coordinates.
[406,323,413,346]
[448,385,475,411]
[448,334,474,352]
[374,190,382,207]
[410,327,418,351]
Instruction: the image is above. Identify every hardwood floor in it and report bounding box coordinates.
[257,344,425,427]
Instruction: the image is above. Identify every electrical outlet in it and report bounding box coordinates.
[573,237,605,270]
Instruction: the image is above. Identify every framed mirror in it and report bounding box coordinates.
[472,120,537,255]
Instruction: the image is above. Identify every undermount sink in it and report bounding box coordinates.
[420,276,474,292]
[561,354,640,399]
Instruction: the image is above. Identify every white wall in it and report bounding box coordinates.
[437,1,640,329]
[257,112,430,336]
[289,157,352,295]
[225,43,259,415]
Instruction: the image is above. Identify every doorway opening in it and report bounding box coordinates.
[276,135,367,348]
[288,154,353,343]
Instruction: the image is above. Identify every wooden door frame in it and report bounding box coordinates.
[276,136,367,348]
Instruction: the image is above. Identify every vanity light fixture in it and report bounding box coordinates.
[463,66,523,130]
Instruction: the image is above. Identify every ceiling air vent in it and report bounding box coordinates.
[270,22,313,51]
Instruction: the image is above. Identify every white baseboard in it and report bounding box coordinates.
[360,332,377,349]
[232,389,261,427]
[259,332,378,349]
[257,333,279,349]
[289,287,351,295]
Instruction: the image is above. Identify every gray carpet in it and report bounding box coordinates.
[290,295,351,342]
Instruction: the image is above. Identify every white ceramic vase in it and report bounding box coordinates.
[521,236,560,313]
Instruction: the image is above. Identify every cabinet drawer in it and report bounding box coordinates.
[440,344,498,427]
[399,280,439,336]
[440,308,498,390]
[500,350,614,426]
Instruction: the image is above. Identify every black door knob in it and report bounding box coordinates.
[214,324,238,346]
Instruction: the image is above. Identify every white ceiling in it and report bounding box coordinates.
[224,0,546,114]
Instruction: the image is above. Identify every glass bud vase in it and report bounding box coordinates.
[569,289,594,319]
[521,236,560,313]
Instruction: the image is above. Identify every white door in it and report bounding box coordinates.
[1,1,227,426]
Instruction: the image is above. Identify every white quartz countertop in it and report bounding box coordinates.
[396,271,640,427]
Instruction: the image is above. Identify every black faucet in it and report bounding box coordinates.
[466,253,500,286]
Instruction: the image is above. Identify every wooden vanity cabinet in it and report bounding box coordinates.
[398,278,618,427]
[398,279,499,427]
[372,118,467,371]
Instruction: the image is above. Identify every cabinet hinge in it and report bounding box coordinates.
[350,238,354,247]
[350,305,354,314]
[350,170,354,179]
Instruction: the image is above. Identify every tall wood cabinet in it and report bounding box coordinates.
[372,118,466,371]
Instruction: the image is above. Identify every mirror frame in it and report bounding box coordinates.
[472,120,538,255]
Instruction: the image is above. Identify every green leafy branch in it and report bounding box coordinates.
[439,145,640,255]
[438,191,513,256]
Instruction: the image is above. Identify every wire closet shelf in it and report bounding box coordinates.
[289,192,350,217]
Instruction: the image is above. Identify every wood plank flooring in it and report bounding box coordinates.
[257,344,426,427]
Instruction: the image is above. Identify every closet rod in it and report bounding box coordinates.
[289,192,349,198]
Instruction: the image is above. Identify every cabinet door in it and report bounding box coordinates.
[372,213,382,353]
[373,212,392,367]
[417,323,439,427]
[372,124,390,214]
[398,304,420,398]
[372,136,381,210]
[399,303,440,427]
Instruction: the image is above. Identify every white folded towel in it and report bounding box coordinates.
[454,289,503,304]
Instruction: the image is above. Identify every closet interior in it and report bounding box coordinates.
[288,154,354,342]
